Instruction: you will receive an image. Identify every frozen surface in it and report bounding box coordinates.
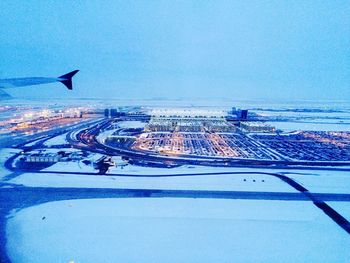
[117,120,145,129]
[8,165,298,192]
[8,163,350,194]
[96,129,116,143]
[27,148,81,154]
[7,198,350,263]
[8,170,296,192]
[43,133,68,146]
[328,202,350,221]
[0,148,21,178]
[23,138,45,147]
[288,170,350,194]
[268,121,350,132]
[43,161,96,173]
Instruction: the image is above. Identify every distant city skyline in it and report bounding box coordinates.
[0,0,349,101]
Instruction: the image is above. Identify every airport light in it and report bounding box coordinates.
[41,109,50,118]
[24,112,33,119]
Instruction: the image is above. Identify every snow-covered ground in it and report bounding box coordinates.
[23,137,46,147]
[0,148,21,178]
[7,161,350,194]
[96,120,145,143]
[43,133,68,146]
[268,121,350,132]
[7,169,297,192]
[117,120,146,129]
[288,171,350,194]
[42,161,97,173]
[7,198,350,263]
[257,110,350,119]
[96,129,116,143]
[327,202,350,221]
[27,148,80,154]
[108,163,276,176]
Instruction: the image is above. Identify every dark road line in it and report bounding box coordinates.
[1,181,350,263]
[303,191,350,234]
[313,201,350,234]
[2,187,350,208]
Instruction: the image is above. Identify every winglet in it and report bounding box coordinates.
[58,70,79,90]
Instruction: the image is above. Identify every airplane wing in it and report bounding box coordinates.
[0,70,79,90]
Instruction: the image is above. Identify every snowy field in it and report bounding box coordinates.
[43,161,97,173]
[7,162,350,194]
[8,168,297,192]
[96,129,116,143]
[288,171,350,194]
[327,202,350,221]
[7,198,350,263]
[268,121,350,132]
[43,133,68,146]
[257,110,350,119]
[24,137,46,147]
[26,148,81,154]
[117,120,146,129]
[0,148,21,179]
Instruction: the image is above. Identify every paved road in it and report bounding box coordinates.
[2,176,350,263]
[1,183,350,263]
[0,117,102,149]
[2,186,350,209]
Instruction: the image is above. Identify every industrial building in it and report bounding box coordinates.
[146,117,236,133]
[104,108,120,118]
[240,122,276,133]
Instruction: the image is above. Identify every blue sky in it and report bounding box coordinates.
[0,1,349,101]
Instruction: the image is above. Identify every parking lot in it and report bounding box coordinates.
[133,131,276,159]
[252,131,350,161]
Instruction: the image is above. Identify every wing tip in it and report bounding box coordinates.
[59,70,79,90]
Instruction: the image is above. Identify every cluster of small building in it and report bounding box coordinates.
[0,107,87,135]
[230,107,249,120]
[128,107,278,159]
[21,150,84,163]
[19,149,128,173]
[104,108,120,118]
[146,117,236,133]
[148,108,227,118]
[239,122,276,133]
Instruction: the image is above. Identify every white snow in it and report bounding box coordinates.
[40,152,105,173]
[7,171,297,192]
[43,133,68,146]
[43,161,97,173]
[23,137,46,147]
[96,120,145,142]
[7,198,350,263]
[268,121,350,132]
[327,202,350,221]
[96,129,116,144]
[7,165,300,192]
[108,164,285,176]
[0,148,21,178]
[25,148,80,154]
[288,170,350,194]
[8,163,350,194]
[117,120,146,129]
